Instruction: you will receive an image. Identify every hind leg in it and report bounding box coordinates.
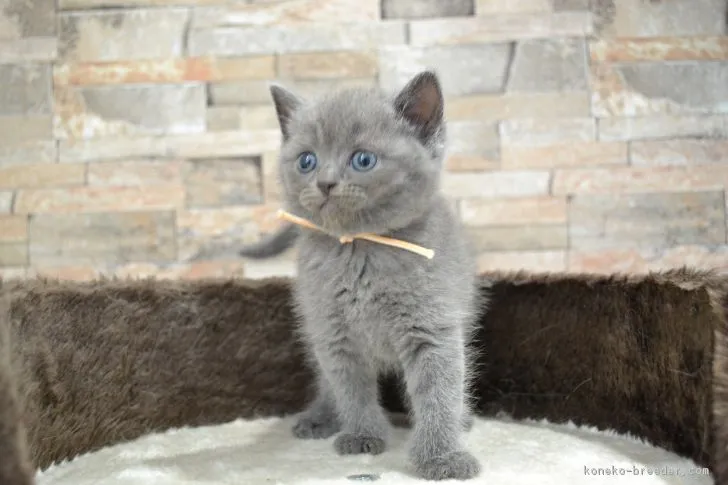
[462,410,474,431]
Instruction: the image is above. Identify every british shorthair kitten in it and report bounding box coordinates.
[239,71,483,481]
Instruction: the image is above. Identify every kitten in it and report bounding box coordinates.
[240,71,482,481]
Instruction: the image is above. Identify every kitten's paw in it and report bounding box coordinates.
[416,450,480,481]
[334,433,387,455]
[292,415,341,440]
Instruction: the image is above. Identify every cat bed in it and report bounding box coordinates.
[0,269,726,485]
[35,415,710,485]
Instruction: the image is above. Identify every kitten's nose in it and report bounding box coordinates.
[317,181,337,195]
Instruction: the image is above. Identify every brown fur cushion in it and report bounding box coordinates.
[0,268,725,485]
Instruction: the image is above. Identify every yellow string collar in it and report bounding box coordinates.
[277,209,435,260]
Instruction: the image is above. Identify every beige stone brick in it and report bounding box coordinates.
[447,122,500,163]
[176,204,279,261]
[500,118,596,146]
[59,0,229,8]
[0,37,57,63]
[591,62,728,118]
[206,105,279,132]
[552,165,728,196]
[467,224,567,252]
[590,36,728,63]
[59,9,188,62]
[569,191,725,250]
[476,0,551,14]
[209,78,377,106]
[192,0,380,28]
[60,137,164,162]
[14,185,185,214]
[0,141,56,166]
[445,92,591,121]
[502,141,628,169]
[0,243,27,267]
[408,11,592,46]
[383,0,473,18]
[460,197,568,226]
[0,163,85,190]
[442,171,550,199]
[277,51,378,80]
[87,160,186,186]
[552,0,588,10]
[168,131,282,159]
[185,158,262,209]
[29,211,177,265]
[113,260,247,280]
[0,116,53,145]
[0,215,27,242]
[0,192,13,213]
[569,245,728,274]
[379,44,512,96]
[59,130,281,162]
[261,151,282,203]
[0,64,51,116]
[477,250,566,273]
[599,0,726,38]
[507,38,588,92]
[445,155,499,172]
[189,22,405,56]
[54,83,206,140]
[54,56,275,86]
[0,0,56,39]
[630,139,728,167]
[288,78,378,100]
[205,107,238,132]
[598,115,728,141]
[208,80,274,106]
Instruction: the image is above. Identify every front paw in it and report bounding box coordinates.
[334,433,387,455]
[292,414,341,439]
[416,450,480,481]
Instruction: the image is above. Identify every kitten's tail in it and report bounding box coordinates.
[238,223,300,259]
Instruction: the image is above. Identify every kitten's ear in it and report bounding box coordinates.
[269,85,303,140]
[393,71,444,142]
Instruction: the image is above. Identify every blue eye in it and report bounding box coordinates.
[297,152,317,173]
[350,151,378,172]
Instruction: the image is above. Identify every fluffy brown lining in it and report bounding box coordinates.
[0,268,724,484]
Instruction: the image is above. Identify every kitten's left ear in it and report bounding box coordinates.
[269,84,303,141]
[393,70,444,142]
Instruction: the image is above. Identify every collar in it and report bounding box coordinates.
[277,209,435,260]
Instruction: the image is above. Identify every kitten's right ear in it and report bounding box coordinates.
[269,85,302,141]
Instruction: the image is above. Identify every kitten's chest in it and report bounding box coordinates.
[299,238,417,345]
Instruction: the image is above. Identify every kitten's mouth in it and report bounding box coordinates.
[316,195,356,211]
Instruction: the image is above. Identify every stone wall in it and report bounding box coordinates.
[0,0,727,280]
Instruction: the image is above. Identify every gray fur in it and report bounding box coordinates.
[253,71,483,481]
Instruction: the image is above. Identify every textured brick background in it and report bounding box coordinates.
[0,0,727,280]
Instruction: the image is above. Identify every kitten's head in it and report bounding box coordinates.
[270,71,446,235]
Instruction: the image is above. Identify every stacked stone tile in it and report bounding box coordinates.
[0,0,726,280]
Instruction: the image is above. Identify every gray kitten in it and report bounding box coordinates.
[240,71,482,481]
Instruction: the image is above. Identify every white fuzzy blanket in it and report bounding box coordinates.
[36,416,712,485]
